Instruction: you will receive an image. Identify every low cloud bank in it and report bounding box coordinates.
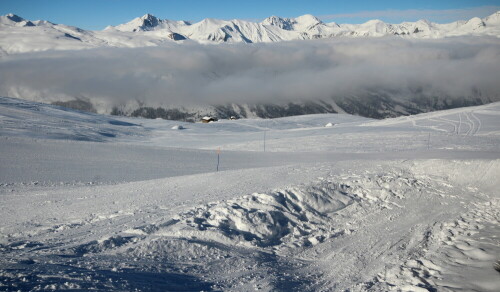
[1,37,499,112]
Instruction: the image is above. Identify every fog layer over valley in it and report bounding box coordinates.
[1,37,499,119]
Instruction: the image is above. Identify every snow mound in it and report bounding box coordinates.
[73,235,138,255]
[147,168,430,251]
[171,125,185,130]
[124,182,356,248]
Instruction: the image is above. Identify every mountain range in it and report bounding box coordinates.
[0,12,499,55]
[109,12,500,41]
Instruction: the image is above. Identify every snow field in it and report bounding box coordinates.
[2,160,498,290]
[1,98,499,291]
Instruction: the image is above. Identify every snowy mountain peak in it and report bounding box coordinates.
[292,14,323,30]
[261,16,293,30]
[363,19,386,24]
[134,13,161,30]
[466,17,486,27]
[294,14,322,24]
[487,10,500,18]
[140,13,155,19]
[261,14,323,30]
[199,17,224,25]
[483,11,500,26]
[108,13,192,32]
[5,13,23,22]
[0,13,35,27]
[110,13,162,32]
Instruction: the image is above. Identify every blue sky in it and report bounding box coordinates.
[1,0,499,30]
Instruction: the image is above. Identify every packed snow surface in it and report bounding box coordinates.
[0,97,499,291]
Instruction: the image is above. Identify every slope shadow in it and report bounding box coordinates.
[186,238,318,291]
[0,261,215,291]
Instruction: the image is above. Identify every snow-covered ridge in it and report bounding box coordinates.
[106,11,500,41]
[0,11,499,54]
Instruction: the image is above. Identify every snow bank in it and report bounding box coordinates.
[162,183,355,248]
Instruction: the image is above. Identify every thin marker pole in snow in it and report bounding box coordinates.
[427,133,431,150]
[263,119,269,152]
[216,147,220,172]
[263,129,266,152]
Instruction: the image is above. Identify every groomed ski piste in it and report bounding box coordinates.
[0,96,499,291]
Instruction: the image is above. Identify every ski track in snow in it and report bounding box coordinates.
[458,112,462,135]
[428,117,458,133]
[0,98,499,291]
[471,111,482,135]
[374,197,500,292]
[406,108,485,138]
[464,112,475,136]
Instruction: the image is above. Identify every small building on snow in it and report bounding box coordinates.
[201,116,218,123]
